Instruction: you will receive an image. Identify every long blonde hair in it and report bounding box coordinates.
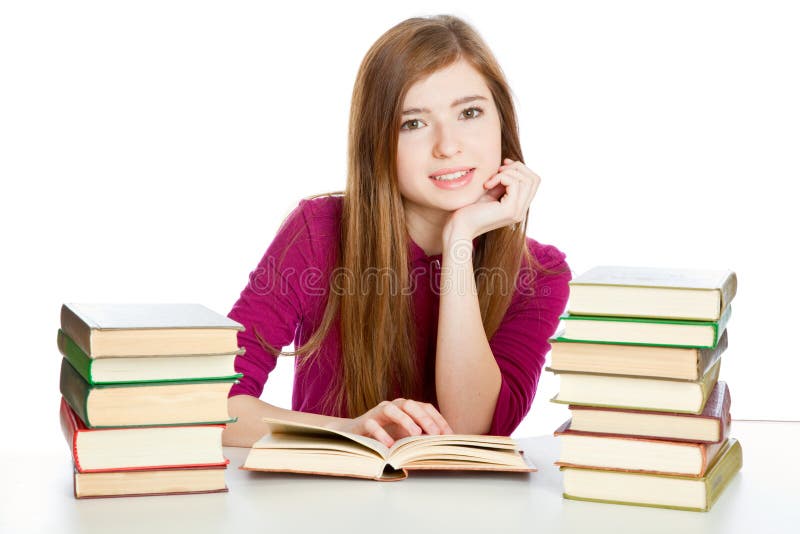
[258,15,565,418]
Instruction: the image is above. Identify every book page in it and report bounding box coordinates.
[253,433,383,459]
[391,433,517,450]
[389,445,527,469]
[261,417,390,459]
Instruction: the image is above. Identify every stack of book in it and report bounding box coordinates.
[548,266,743,512]
[57,302,244,498]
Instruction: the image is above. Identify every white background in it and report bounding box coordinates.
[1,1,798,456]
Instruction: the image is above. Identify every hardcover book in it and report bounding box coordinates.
[560,438,743,512]
[568,381,731,442]
[554,419,729,477]
[242,417,536,482]
[73,465,228,499]
[57,329,243,384]
[567,265,737,321]
[60,397,229,472]
[549,357,721,414]
[60,302,244,357]
[59,358,236,428]
[549,329,728,380]
[556,305,731,349]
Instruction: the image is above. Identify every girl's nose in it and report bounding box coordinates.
[432,123,461,159]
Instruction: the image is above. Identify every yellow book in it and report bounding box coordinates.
[560,438,742,512]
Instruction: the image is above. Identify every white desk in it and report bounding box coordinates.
[1,421,798,534]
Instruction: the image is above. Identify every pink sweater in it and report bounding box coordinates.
[227,195,571,436]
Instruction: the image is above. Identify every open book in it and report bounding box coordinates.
[241,417,536,481]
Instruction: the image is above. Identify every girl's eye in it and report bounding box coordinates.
[401,119,425,130]
[461,106,483,119]
[400,106,484,131]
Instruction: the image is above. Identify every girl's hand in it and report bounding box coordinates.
[447,158,541,240]
[326,398,454,447]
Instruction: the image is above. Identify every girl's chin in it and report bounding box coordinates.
[403,186,484,213]
[431,194,483,213]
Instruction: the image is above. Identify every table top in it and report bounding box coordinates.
[2,420,798,534]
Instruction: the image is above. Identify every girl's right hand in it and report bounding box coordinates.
[327,398,454,447]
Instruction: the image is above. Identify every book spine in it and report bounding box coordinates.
[698,359,722,413]
[58,329,95,385]
[698,330,728,378]
[719,272,737,317]
[717,384,732,442]
[703,439,743,511]
[59,358,93,428]
[61,304,93,356]
[59,397,83,470]
[712,305,732,348]
[697,437,727,476]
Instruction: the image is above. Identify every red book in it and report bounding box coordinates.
[60,397,229,473]
[554,416,731,477]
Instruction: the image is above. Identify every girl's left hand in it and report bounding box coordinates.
[446,158,541,240]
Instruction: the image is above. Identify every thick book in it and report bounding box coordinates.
[241,417,536,482]
[549,357,721,414]
[554,419,729,476]
[59,358,236,428]
[60,397,229,472]
[567,265,737,321]
[560,438,743,512]
[568,381,731,443]
[556,304,731,349]
[60,302,244,357]
[57,329,243,385]
[73,465,228,499]
[549,329,728,380]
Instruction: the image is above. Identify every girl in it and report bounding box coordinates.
[223,14,571,448]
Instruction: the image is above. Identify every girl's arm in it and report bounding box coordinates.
[435,159,545,434]
[435,229,501,435]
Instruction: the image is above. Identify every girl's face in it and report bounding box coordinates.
[396,58,502,216]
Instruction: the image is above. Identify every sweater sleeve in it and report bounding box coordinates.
[227,199,314,398]
[486,242,572,436]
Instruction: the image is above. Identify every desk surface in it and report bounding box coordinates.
[1,421,798,534]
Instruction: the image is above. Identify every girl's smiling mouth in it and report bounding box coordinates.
[429,168,475,188]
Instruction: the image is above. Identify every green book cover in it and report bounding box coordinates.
[57,329,243,385]
[555,304,731,349]
[59,358,238,429]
